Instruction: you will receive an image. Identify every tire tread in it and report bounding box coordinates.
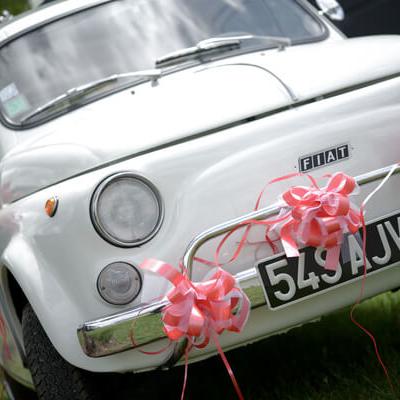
[22,304,98,400]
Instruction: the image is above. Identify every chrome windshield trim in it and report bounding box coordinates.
[77,163,400,360]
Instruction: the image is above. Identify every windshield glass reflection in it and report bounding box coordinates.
[0,0,324,125]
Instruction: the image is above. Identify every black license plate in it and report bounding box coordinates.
[257,211,400,309]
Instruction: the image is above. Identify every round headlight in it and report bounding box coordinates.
[97,262,142,305]
[91,173,163,247]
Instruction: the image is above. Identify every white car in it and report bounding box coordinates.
[0,0,399,399]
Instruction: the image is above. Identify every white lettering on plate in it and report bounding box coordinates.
[348,234,372,275]
[266,258,296,301]
[297,252,320,290]
[372,224,392,265]
[384,217,400,251]
[314,247,343,284]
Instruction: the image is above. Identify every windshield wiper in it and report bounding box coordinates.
[156,35,291,68]
[20,69,162,124]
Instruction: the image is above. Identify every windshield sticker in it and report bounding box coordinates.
[0,83,19,103]
[3,95,30,118]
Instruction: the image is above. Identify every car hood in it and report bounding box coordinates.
[2,35,400,203]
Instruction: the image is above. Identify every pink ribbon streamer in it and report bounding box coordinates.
[136,165,398,398]
[211,172,361,271]
[278,172,361,270]
[349,163,399,393]
[140,259,250,399]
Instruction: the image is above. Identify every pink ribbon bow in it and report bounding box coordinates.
[211,172,361,271]
[140,259,250,400]
[141,259,249,348]
[279,172,361,270]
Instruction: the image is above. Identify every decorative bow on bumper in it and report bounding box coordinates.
[77,164,400,367]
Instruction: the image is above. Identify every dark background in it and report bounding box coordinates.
[310,0,400,36]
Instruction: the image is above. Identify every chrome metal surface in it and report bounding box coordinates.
[156,35,291,68]
[78,275,264,357]
[183,163,400,273]
[316,0,345,21]
[0,11,12,25]
[20,69,162,124]
[90,172,164,248]
[182,202,284,274]
[201,35,291,50]
[156,39,241,68]
[78,299,168,357]
[206,62,299,102]
[77,163,400,359]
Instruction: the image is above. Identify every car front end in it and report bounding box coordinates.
[0,0,400,396]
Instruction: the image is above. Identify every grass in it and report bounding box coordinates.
[1,290,400,399]
[145,290,400,400]
[0,0,30,15]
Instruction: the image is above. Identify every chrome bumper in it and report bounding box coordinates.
[77,164,400,364]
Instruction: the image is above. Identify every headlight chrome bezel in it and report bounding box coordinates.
[90,172,164,247]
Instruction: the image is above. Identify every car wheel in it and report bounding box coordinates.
[21,303,100,400]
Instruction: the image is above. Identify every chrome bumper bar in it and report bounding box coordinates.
[77,164,400,361]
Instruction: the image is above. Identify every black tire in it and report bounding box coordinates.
[21,303,101,400]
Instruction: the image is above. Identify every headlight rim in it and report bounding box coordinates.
[90,172,164,248]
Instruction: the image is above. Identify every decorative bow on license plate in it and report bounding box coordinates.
[257,211,400,309]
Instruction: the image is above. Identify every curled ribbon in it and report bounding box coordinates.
[278,172,361,270]
[137,164,398,398]
[212,172,361,271]
[140,259,250,400]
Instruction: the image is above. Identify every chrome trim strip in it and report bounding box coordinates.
[202,62,299,102]
[77,163,400,360]
[78,299,169,357]
[77,277,265,358]
[182,164,400,273]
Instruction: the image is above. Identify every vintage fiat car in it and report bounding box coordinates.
[0,0,400,399]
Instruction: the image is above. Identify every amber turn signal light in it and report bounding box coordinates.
[45,197,58,217]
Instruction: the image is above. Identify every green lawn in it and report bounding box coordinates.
[0,0,30,15]
[149,290,400,400]
[1,291,400,399]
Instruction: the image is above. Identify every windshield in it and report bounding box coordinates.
[0,0,325,126]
